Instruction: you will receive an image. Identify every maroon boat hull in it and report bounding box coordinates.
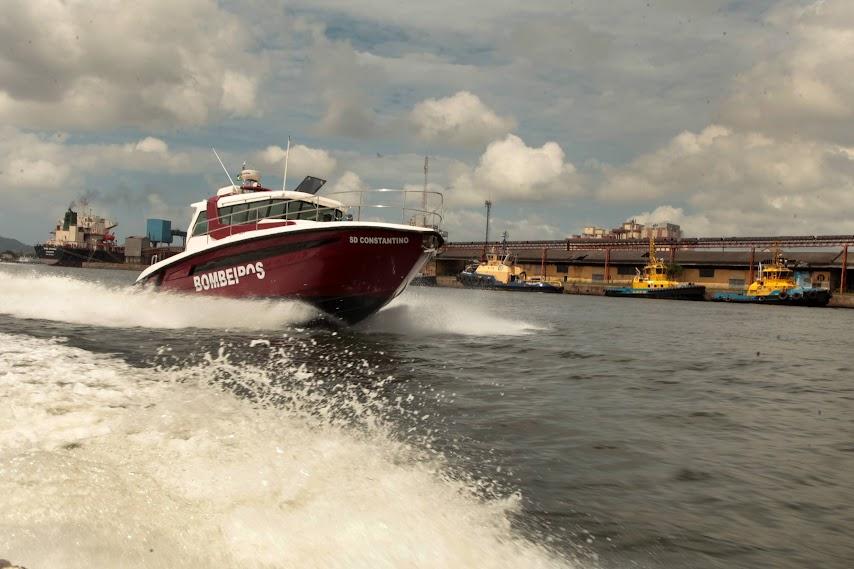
[141,227,438,323]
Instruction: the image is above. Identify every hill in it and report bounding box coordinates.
[0,235,35,255]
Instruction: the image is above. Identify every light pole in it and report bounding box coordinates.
[483,200,492,260]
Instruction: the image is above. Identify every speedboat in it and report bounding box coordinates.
[712,249,831,306]
[135,167,444,323]
[604,235,706,300]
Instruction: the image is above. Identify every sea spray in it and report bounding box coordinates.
[358,287,548,337]
[0,333,577,569]
[0,269,318,330]
[0,268,546,336]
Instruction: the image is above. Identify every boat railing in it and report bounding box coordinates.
[324,188,444,229]
[193,190,443,242]
[193,198,344,241]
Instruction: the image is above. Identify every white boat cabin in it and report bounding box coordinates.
[185,171,348,252]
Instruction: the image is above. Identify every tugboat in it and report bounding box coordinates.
[457,234,563,293]
[135,165,444,324]
[34,205,124,267]
[712,249,831,306]
[604,235,706,300]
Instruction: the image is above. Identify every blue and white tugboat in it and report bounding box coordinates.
[712,249,831,306]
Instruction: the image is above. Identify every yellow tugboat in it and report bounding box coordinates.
[712,248,831,306]
[605,235,706,300]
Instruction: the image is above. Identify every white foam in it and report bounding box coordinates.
[362,288,547,336]
[0,333,574,569]
[0,270,317,329]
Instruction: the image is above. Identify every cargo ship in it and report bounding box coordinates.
[135,167,444,324]
[34,206,124,267]
[712,249,831,306]
[604,235,706,300]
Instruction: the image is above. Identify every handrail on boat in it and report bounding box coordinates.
[192,189,444,241]
[324,188,444,229]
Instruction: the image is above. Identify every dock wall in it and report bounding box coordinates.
[81,262,148,271]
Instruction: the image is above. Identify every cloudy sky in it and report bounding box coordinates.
[2,0,854,244]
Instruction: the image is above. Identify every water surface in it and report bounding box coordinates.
[1,263,851,568]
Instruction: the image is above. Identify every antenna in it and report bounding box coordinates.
[211,147,236,191]
[482,199,492,261]
[649,232,656,263]
[422,155,428,227]
[282,136,291,191]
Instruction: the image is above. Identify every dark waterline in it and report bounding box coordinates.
[2,264,853,568]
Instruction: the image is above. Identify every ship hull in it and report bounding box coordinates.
[34,244,125,267]
[138,226,440,324]
[457,272,563,293]
[712,288,831,307]
[604,285,707,300]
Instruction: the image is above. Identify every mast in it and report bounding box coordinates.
[282,136,291,191]
[212,147,237,192]
[649,232,656,263]
[422,155,428,227]
[482,200,492,260]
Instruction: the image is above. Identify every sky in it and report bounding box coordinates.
[2,0,854,244]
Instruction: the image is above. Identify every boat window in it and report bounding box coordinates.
[247,199,269,222]
[191,211,208,236]
[316,207,335,222]
[218,205,233,226]
[285,200,317,220]
[699,268,715,277]
[298,202,320,220]
[268,199,286,219]
[231,203,249,224]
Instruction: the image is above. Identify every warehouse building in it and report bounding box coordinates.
[433,246,848,292]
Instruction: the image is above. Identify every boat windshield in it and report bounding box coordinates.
[192,198,345,237]
[765,267,791,278]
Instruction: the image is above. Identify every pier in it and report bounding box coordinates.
[430,234,854,306]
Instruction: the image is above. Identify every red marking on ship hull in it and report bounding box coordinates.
[147,227,438,323]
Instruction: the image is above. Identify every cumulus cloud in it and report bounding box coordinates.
[0,128,198,205]
[442,209,565,242]
[135,137,169,154]
[322,171,369,215]
[257,144,338,180]
[145,193,192,227]
[589,1,854,237]
[0,0,261,130]
[220,71,259,116]
[598,124,854,235]
[327,171,368,194]
[409,91,515,148]
[720,0,854,145]
[308,34,384,138]
[630,205,715,237]
[448,134,583,207]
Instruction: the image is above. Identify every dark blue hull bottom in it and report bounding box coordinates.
[35,245,125,267]
[712,290,831,307]
[604,285,706,301]
[457,273,563,293]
